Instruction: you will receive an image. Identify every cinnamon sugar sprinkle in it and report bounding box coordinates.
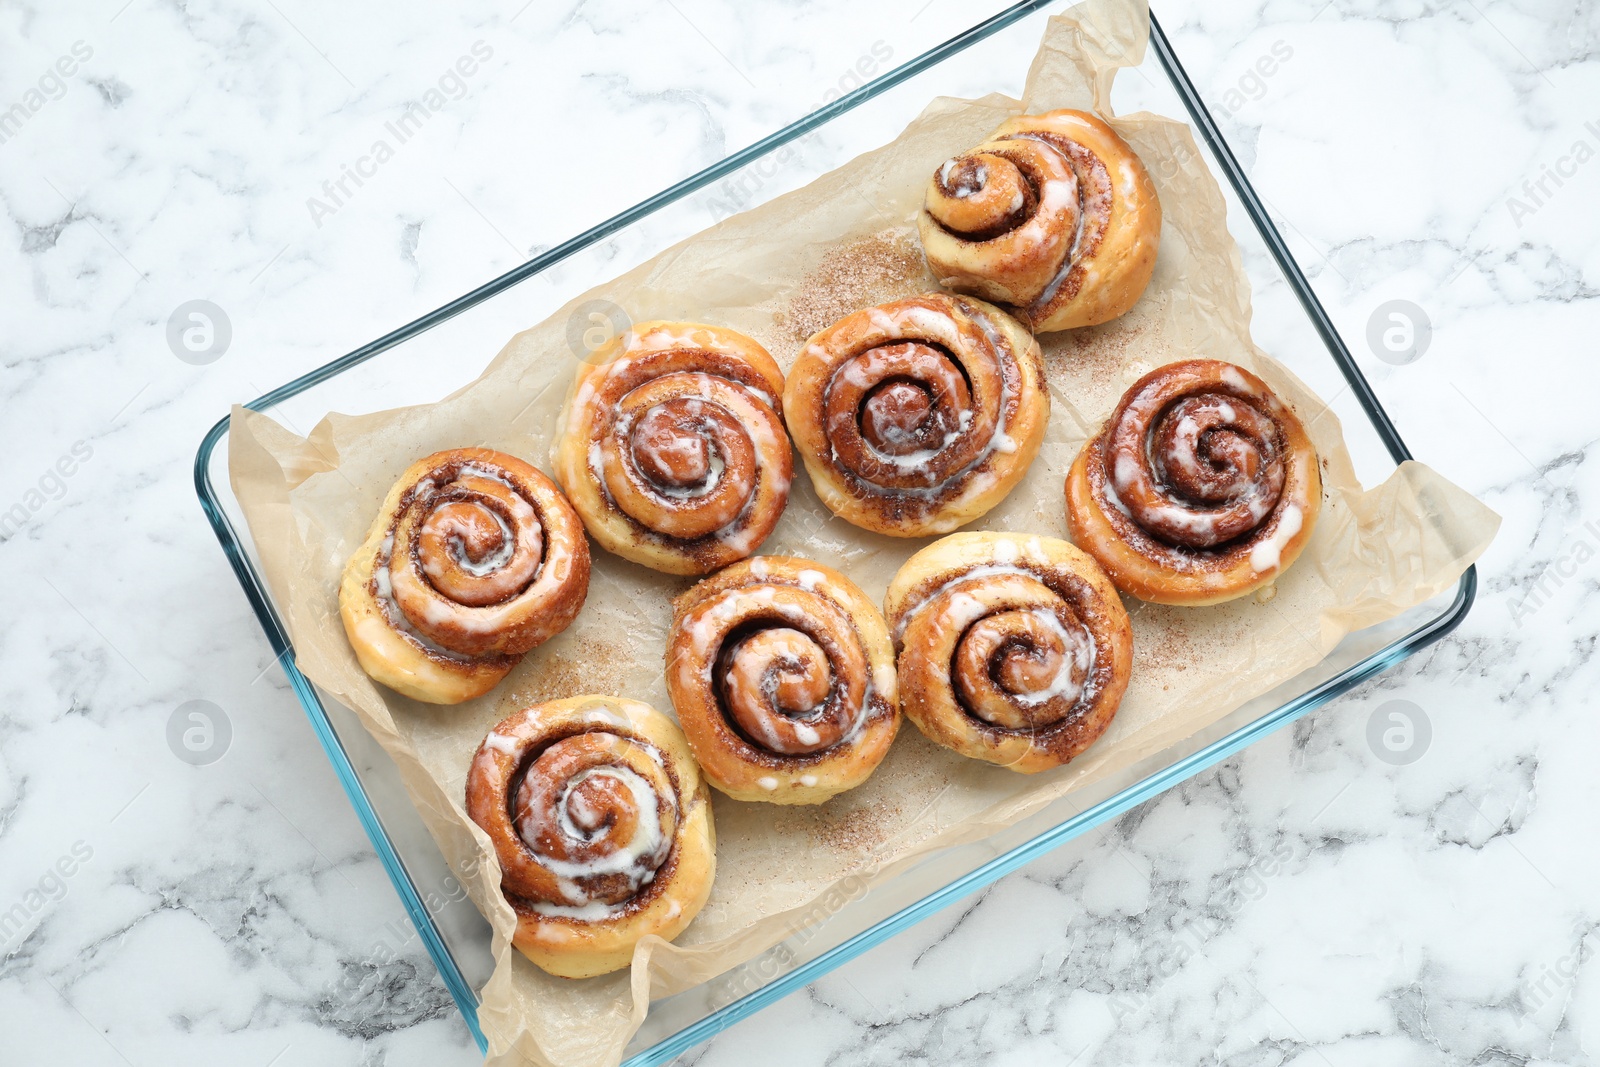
[773,796,903,858]
[1126,602,1198,690]
[1043,317,1154,388]
[777,229,931,347]
[501,638,632,709]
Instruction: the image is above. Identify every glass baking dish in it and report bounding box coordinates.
[193,2,1477,1062]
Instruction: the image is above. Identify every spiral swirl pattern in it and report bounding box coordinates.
[918,109,1161,333]
[339,448,591,704]
[554,321,792,575]
[509,732,676,906]
[666,557,898,804]
[884,533,1132,773]
[466,697,715,979]
[783,293,1048,538]
[1066,359,1322,605]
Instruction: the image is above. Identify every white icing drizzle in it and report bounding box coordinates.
[1250,503,1304,573]
[859,409,977,479]
[1039,176,1077,213]
[689,573,882,760]
[535,766,664,882]
[1102,377,1284,550]
[456,463,516,487]
[483,731,519,756]
[530,898,629,920]
[582,359,783,551]
[829,302,1018,504]
[866,308,899,335]
[515,757,675,915]
[897,561,1105,723]
[1006,134,1104,314]
[582,706,630,729]
[378,459,556,640]
[938,157,988,197]
[374,532,395,599]
[872,662,896,698]
[1007,609,1095,708]
[893,562,1057,643]
[424,506,515,578]
[370,533,475,662]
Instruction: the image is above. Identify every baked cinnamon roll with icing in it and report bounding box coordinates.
[339,448,590,705]
[1065,359,1321,605]
[782,293,1048,537]
[885,532,1132,773]
[666,556,898,804]
[918,109,1161,333]
[465,696,715,979]
[553,321,792,575]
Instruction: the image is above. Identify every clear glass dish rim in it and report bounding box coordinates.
[190,4,1478,1061]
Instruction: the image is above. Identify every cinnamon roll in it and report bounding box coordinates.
[1065,359,1322,605]
[465,696,715,979]
[918,109,1161,333]
[552,321,792,575]
[884,532,1132,773]
[782,293,1048,537]
[666,556,898,804]
[339,449,591,705]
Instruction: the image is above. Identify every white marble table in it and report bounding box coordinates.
[3,0,1594,1064]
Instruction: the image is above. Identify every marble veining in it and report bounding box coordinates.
[1,0,1594,1064]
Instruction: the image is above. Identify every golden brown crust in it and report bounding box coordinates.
[782,293,1048,538]
[884,532,1132,773]
[665,557,899,804]
[1065,360,1322,605]
[339,448,591,705]
[464,696,715,979]
[918,108,1161,333]
[552,321,792,576]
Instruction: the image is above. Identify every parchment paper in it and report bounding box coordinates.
[228,2,1499,1063]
